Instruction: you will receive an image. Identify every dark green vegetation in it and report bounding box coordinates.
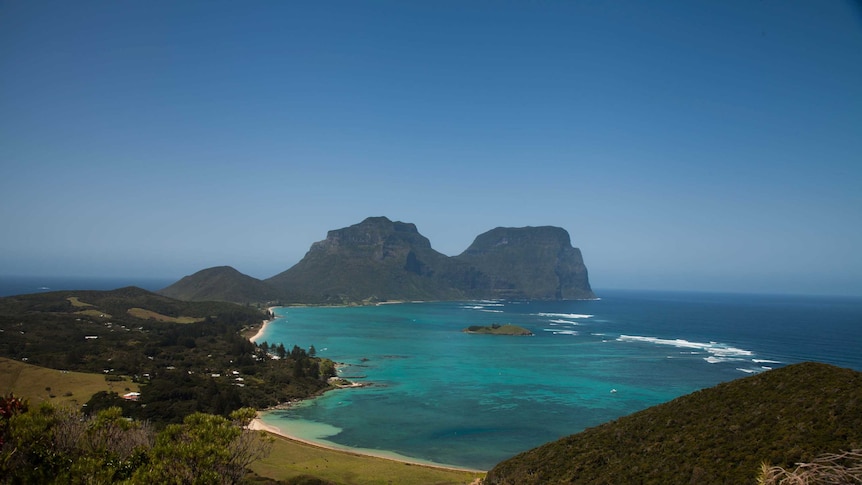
[463,324,533,336]
[485,362,862,485]
[163,216,595,305]
[0,395,270,485]
[0,288,335,426]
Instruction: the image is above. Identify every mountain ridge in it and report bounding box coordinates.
[161,217,595,304]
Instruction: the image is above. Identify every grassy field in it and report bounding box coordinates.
[0,357,139,407]
[250,433,484,485]
[126,307,204,323]
[67,296,94,307]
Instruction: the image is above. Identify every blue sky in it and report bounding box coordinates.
[1,1,860,296]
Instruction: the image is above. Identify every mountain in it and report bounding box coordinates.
[163,217,596,304]
[485,362,862,485]
[453,226,594,300]
[265,217,465,304]
[159,266,283,304]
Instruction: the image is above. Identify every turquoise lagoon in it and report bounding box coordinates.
[256,290,862,470]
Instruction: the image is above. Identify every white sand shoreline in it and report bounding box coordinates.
[248,306,278,343]
[249,417,485,473]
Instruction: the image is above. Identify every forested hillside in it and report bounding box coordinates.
[0,288,335,425]
[485,362,862,484]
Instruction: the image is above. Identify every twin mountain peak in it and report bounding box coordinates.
[160,216,595,304]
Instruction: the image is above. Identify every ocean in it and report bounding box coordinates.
[0,276,176,297]
[255,290,862,470]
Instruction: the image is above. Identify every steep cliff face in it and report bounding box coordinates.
[453,226,595,300]
[265,217,464,304]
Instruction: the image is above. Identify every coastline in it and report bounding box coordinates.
[248,306,278,343]
[249,416,486,473]
[245,306,484,474]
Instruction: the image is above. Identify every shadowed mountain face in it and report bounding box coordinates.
[454,226,594,300]
[265,217,465,304]
[163,217,595,305]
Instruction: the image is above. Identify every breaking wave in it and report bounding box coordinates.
[617,335,756,368]
[536,313,593,319]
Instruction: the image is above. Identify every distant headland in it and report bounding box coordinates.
[160,216,596,305]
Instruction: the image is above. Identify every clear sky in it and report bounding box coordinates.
[2,1,861,296]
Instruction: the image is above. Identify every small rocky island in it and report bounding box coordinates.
[463,324,533,336]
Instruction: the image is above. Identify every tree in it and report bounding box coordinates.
[1,403,152,483]
[0,401,269,485]
[291,345,306,360]
[133,408,271,484]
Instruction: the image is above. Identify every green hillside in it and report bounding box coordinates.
[159,265,284,304]
[0,288,335,425]
[485,362,862,484]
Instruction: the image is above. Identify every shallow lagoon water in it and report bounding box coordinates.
[257,290,862,470]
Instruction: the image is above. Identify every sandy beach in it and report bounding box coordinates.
[248,306,278,343]
[248,417,485,473]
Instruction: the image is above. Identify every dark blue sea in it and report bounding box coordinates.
[256,290,862,470]
[0,276,176,297]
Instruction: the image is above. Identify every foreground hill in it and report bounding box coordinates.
[262,216,595,304]
[485,362,862,484]
[159,265,283,304]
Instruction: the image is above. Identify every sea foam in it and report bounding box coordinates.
[536,313,593,319]
[549,319,582,325]
[617,335,754,364]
